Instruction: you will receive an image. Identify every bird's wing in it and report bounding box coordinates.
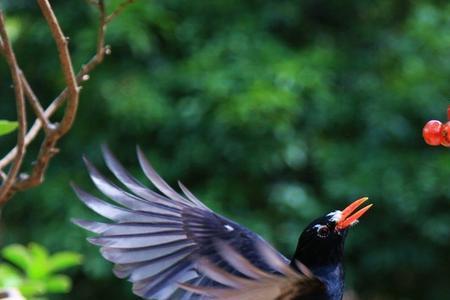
[73,146,290,300]
[179,240,326,300]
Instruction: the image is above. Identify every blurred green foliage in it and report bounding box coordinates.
[0,121,18,136]
[0,243,82,299]
[0,0,449,299]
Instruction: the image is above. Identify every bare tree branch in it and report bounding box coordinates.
[21,71,53,133]
[0,0,106,171]
[0,0,135,203]
[0,94,64,171]
[37,0,80,137]
[0,11,27,203]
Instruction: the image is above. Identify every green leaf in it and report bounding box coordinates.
[48,252,83,274]
[45,275,71,294]
[18,279,46,297]
[2,245,32,273]
[0,120,18,136]
[27,244,49,279]
[0,264,24,288]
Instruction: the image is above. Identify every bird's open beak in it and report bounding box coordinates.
[336,197,372,230]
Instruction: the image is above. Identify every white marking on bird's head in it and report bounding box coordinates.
[224,224,234,232]
[327,210,343,222]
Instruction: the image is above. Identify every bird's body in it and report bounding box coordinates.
[309,264,344,300]
[73,147,371,300]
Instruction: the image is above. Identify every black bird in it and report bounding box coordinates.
[73,146,372,300]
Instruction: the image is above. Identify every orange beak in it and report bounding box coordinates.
[336,197,373,230]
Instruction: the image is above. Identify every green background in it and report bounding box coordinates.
[1,0,449,299]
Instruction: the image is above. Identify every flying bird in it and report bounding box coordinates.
[73,146,372,300]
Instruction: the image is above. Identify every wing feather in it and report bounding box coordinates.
[83,157,182,215]
[87,231,187,248]
[136,147,194,206]
[72,219,183,235]
[100,242,196,264]
[101,145,182,210]
[73,185,169,223]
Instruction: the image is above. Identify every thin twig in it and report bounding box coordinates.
[0,11,27,203]
[0,95,64,170]
[106,0,135,24]
[0,170,6,181]
[20,71,53,132]
[37,0,79,137]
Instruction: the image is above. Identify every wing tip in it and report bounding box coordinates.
[82,155,94,170]
[71,183,97,206]
[100,247,119,262]
[71,182,84,198]
[113,264,131,279]
[71,218,88,228]
[71,218,111,234]
[100,144,116,164]
[87,236,107,246]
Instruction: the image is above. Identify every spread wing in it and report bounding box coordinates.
[73,146,290,299]
[180,240,326,300]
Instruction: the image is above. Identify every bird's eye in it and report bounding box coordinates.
[317,225,330,238]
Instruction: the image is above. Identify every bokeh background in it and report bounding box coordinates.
[1,0,450,299]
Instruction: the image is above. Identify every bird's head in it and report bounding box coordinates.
[292,197,372,270]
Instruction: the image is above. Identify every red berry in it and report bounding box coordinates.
[447,105,450,121]
[423,120,443,146]
[441,121,450,147]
